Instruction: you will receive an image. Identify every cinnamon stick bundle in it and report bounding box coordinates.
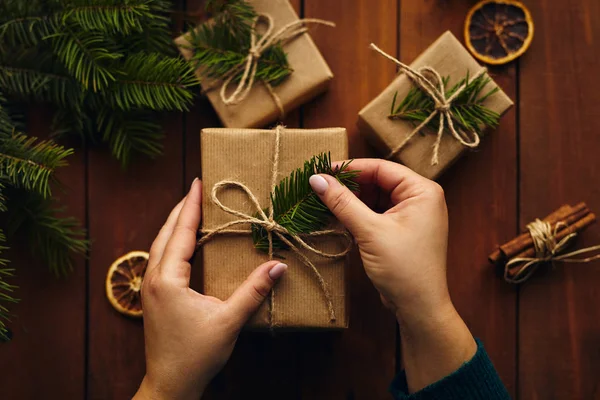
[489,203,596,265]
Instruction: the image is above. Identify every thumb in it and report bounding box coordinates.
[309,174,376,237]
[226,261,287,323]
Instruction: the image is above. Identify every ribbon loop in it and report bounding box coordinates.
[369,43,486,166]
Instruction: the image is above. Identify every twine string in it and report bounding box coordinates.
[197,126,352,326]
[369,43,485,165]
[505,219,600,284]
[217,14,335,118]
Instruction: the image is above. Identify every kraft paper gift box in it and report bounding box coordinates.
[358,31,513,180]
[200,127,350,329]
[176,0,333,129]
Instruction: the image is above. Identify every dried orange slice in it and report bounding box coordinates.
[464,0,534,65]
[106,251,148,318]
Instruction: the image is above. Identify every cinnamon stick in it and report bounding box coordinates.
[507,212,597,274]
[489,203,588,264]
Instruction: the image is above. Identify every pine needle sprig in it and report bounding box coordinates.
[46,26,122,91]
[6,192,88,277]
[0,132,73,198]
[0,93,16,137]
[205,0,256,40]
[188,23,293,87]
[389,72,501,137]
[0,230,17,342]
[252,153,359,253]
[0,51,83,109]
[107,52,197,111]
[60,0,155,34]
[119,0,173,54]
[96,108,163,166]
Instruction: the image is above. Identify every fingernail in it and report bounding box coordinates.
[268,263,288,280]
[190,177,198,189]
[309,175,329,195]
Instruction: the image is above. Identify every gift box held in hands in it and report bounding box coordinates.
[358,31,513,180]
[176,0,334,129]
[199,127,351,329]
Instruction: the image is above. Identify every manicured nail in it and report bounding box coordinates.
[309,175,329,195]
[190,177,198,189]
[268,263,288,280]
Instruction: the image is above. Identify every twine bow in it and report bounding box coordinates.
[217,14,335,118]
[197,126,352,327]
[505,219,600,284]
[369,43,486,166]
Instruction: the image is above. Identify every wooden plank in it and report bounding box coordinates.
[86,109,184,399]
[301,0,398,398]
[518,0,600,398]
[399,1,518,396]
[0,108,86,399]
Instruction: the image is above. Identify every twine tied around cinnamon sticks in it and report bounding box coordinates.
[213,14,335,119]
[369,43,486,165]
[196,126,352,328]
[489,203,600,284]
[504,219,600,284]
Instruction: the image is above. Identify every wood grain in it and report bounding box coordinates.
[399,1,518,396]
[301,0,398,398]
[518,0,600,398]
[0,108,86,399]
[86,109,184,398]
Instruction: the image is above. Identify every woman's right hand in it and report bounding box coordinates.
[309,159,476,393]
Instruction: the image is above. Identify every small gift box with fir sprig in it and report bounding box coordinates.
[176,0,334,128]
[358,31,513,180]
[198,127,354,329]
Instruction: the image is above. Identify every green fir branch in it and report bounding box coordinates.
[120,0,174,55]
[107,52,197,111]
[252,153,359,253]
[60,0,155,34]
[6,192,88,276]
[47,25,122,91]
[205,0,256,39]
[96,108,163,166]
[389,72,501,137]
[0,230,17,342]
[0,52,83,108]
[0,132,73,198]
[0,92,17,137]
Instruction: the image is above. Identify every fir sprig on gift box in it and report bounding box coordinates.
[0,0,196,341]
[186,0,293,87]
[389,72,501,137]
[252,153,359,253]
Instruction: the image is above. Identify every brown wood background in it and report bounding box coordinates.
[1,0,599,398]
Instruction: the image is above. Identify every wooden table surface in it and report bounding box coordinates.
[2,0,600,399]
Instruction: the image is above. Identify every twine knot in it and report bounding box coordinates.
[216,14,335,119]
[435,102,451,112]
[505,219,600,284]
[197,126,352,327]
[369,43,485,166]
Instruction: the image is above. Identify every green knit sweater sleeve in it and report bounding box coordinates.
[389,339,511,400]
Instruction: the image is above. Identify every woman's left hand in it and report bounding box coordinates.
[134,179,287,400]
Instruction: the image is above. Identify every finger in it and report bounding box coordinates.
[147,197,186,273]
[226,261,287,324]
[333,159,432,205]
[160,178,202,284]
[309,174,378,237]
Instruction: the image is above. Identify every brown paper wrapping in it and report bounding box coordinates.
[176,0,333,129]
[201,128,349,329]
[357,31,513,180]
